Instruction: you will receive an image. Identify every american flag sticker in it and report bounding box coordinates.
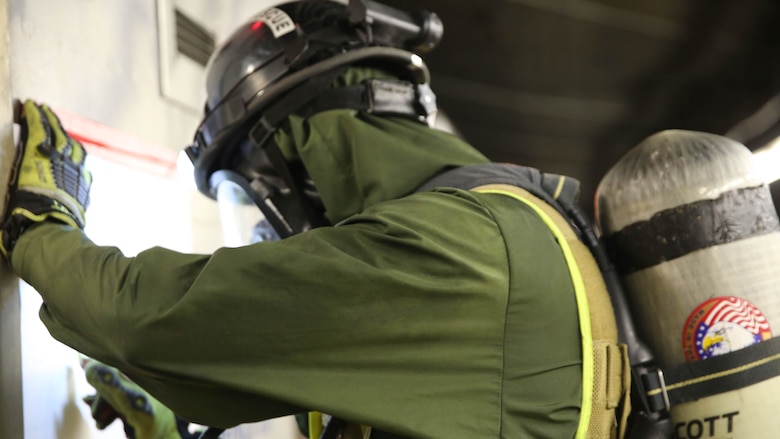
[682,296,772,362]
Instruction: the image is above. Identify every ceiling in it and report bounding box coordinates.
[383,0,780,215]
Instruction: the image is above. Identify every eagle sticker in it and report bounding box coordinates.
[682,296,772,362]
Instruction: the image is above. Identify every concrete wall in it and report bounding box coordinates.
[0,0,23,437]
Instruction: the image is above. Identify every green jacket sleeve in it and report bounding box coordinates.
[11,189,581,438]
[11,191,511,436]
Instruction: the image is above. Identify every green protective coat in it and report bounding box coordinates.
[12,78,582,439]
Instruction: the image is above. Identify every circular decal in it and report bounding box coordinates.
[682,296,772,362]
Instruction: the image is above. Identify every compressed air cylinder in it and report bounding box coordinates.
[596,130,780,438]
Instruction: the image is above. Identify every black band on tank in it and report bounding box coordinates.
[603,186,780,275]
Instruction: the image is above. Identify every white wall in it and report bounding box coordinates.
[8,0,271,150]
[6,0,300,438]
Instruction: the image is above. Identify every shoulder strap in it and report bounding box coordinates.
[417,163,580,222]
[473,183,631,439]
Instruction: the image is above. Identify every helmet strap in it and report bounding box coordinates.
[246,67,349,236]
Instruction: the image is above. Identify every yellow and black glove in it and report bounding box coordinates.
[82,358,198,439]
[0,99,92,258]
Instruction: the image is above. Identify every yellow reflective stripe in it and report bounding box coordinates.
[476,188,594,439]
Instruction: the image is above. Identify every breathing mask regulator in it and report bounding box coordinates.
[185,0,443,244]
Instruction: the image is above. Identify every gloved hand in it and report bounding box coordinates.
[0,99,92,258]
[81,358,197,439]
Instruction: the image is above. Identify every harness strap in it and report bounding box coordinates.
[298,79,436,123]
[641,336,780,413]
[473,184,631,439]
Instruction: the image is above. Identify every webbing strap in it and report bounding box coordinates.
[298,79,436,122]
[641,336,780,412]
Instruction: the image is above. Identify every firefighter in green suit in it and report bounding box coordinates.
[1,1,628,438]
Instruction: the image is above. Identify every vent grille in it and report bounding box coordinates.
[175,9,214,67]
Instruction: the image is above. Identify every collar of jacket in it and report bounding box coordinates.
[272,67,489,224]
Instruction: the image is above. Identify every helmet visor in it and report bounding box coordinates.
[214,172,280,246]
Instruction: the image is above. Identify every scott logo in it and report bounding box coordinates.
[675,411,739,438]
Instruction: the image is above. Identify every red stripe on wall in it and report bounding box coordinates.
[53,106,181,177]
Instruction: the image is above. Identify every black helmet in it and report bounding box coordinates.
[186,0,443,239]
